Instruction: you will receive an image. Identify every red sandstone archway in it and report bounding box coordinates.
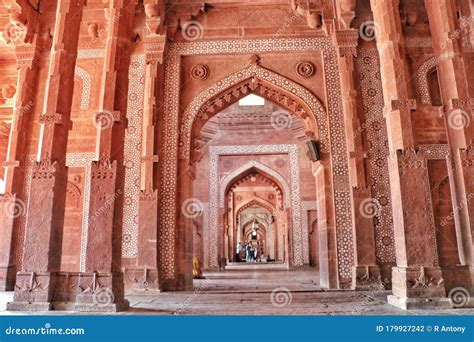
[175,66,333,289]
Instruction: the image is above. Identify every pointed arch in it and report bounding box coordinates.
[219,161,291,209]
[178,64,328,161]
[235,198,276,220]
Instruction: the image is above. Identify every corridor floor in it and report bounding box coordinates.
[1,266,473,315]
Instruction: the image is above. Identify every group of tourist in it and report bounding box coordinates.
[236,241,264,262]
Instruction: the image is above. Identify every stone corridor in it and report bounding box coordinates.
[1,266,473,316]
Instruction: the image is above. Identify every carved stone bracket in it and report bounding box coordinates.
[39,113,73,129]
[141,155,159,163]
[397,148,426,174]
[332,29,359,58]
[144,34,167,65]
[139,185,158,202]
[445,98,472,112]
[461,144,474,168]
[91,155,117,180]
[31,155,57,180]
[390,99,417,111]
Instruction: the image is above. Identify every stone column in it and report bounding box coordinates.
[0,32,43,291]
[132,2,167,292]
[312,160,338,288]
[425,0,474,304]
[370,0,452,309]
[75,0,136,311]
[333,29,382,290]
[174,160,195,290]
[7,0,84,311]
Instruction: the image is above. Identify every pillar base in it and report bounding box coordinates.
[387,294,453,310]
[351,265,383,290]
[74,301,129,313]
[6,301,53,311]
[124,268,160,293]
[74,271,128,312]
[389,266,451,310]
[7,272,56,310]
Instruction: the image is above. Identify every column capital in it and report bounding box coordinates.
[144,34,167,65]
[332,29,359,58]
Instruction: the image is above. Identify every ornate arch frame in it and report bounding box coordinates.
[207,146,304,269]
[178,64,328,162]
[220,161,291,209]
[226,171,284,210]
[235,198,277,220]
[160,37,354,282]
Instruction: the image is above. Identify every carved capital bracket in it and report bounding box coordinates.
[390,99,417,111]
[141,155,159,163]
[14,44,39,70]
[144,34,167,65]
[39,113,73,129]
[3,160,20,168]
[445,98,472,113]
[391,148,426,175]
[332,29,359,58]
[139,184,158,202]
[461,144,474,168]
[31,154,58,180]
[91,155,117,180]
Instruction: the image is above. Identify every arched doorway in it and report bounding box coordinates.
[225,171,288,265]
[171,64,332,290]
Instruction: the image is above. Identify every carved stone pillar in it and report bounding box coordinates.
[312,160,338,288]
[75,0,136,311]
[0,36,43,291]
[333,29,382,290]
[425,0,474,303]
[7,0,84,311]
[132,6,167,291]
[370,0,451,309]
